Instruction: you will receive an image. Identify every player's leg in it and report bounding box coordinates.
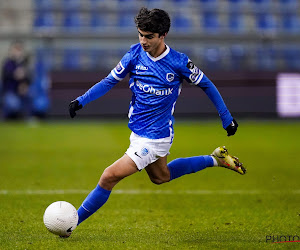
[146,154,215,184]
[167,155,216,181]
[146,147,246,184]
[77,154,138,225]
[145,156,170,184]
[99,154,139,190]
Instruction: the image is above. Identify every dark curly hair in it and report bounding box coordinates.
[134,7,171,36]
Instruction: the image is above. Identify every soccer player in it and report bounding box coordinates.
[69,7,246,229]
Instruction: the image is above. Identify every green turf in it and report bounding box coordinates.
[0,119,299,249]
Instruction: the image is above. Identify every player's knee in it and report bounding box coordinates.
[149,176,169,185]
[99,168,121,187]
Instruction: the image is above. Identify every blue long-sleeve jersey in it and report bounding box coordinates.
[77,43,233,139]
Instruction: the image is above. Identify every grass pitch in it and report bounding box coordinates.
[0,119,299,249]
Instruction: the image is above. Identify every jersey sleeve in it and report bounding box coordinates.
[76,50,133,107]
[198,74,233,129]
[110,50,132,81]
[76,73,118,107]
[178,54,233,129]
[179,54,204,85]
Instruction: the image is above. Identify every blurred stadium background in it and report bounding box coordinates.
[0,0,300,119]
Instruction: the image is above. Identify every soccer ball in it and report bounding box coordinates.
[43,201,78,237]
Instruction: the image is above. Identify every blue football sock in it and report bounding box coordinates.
[167,155,214,181]
[77,184,111,225]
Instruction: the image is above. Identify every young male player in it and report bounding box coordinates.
[69,7,246,228]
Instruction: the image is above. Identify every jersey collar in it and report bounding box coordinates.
[146,44,170,62]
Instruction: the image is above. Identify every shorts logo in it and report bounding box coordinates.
[141,147,149,156]
[166,73,174,82]
[134,152,142,158]
[115,61,125,74]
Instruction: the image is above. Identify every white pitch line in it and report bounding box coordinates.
[0,189,299,195]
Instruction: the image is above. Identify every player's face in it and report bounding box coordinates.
[138,29,166,58]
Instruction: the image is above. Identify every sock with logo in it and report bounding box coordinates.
[167,155,214,181]
[77,184,111,225]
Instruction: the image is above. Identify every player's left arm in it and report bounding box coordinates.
[181,57,238,136]
[197,74,238,136]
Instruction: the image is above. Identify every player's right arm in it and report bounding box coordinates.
[69,50,132,118]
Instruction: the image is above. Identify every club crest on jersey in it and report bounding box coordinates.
[115,61,125,74]
[166,73,174,82]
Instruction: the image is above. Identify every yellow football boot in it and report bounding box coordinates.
[211,146,246,175]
